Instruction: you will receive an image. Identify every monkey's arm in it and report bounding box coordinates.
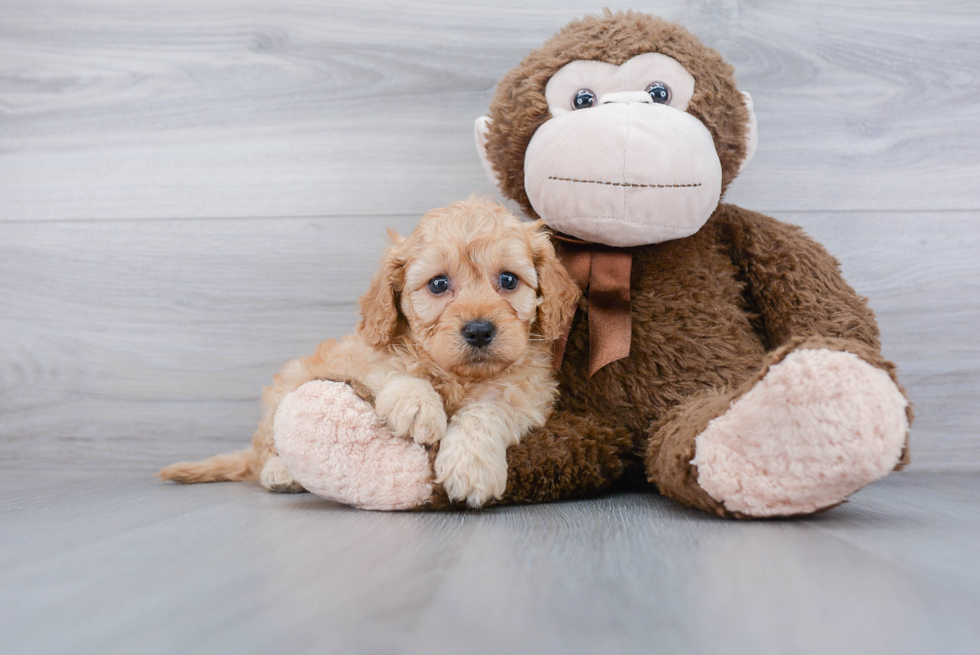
[503,410,636,504]
[717,204,881,350]
[425,409,635,508]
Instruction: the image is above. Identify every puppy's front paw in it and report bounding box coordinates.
[375,379,447,445]
[259,456,305,493]
[435,430,507,508]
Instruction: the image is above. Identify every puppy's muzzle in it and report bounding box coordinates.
[461,320,495,349]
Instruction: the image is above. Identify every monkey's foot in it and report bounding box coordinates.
[691,348,909,517]
[273,380,432,510]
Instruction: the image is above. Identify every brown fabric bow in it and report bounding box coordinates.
[552,233,632,378]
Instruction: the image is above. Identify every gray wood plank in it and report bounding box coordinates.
[809,473,980,597]
[0,471,258,567]
[1,0,978,221]
[0,214,421,468]
[0,211,977,471]
[788,212,980,470]
[1,471,978,655]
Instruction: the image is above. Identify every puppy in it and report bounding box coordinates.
[159,198,580,508]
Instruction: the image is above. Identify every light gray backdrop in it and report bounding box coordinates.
[1,0,977,471]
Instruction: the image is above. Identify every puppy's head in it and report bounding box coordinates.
[357,198,580,379]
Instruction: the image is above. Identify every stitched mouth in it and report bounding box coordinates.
[548,176,701,189]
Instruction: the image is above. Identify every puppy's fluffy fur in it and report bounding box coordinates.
[158,198,580,507]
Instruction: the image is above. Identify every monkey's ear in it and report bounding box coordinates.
[526,221,581,342]
[357,243,404,350]
[739,92,758,173]
[474,116,502,189]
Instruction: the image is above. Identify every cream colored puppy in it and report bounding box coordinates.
[159,198,580,508]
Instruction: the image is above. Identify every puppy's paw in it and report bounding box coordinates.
[435,430,507,508]
[375,378,448,445]
[259,456,305,493]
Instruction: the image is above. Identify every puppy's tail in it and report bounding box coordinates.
[157,448,259,484]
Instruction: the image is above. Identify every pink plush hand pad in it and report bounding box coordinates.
[273,380,432,510]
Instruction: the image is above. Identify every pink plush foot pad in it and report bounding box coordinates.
[692,348,909,517]
[273,380,432,510]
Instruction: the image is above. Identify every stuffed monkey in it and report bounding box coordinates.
[465,11,912,517]
[170,11,912,518]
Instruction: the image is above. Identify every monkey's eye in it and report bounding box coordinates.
[572,89,597,110]
[427,275,449,294]
[499,272,519,290]
[646,82,671,104]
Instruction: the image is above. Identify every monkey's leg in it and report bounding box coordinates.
[646,336,911,518]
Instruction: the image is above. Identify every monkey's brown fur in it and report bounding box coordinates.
[443,11,911,516]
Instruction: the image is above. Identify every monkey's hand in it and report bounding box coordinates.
[374,376,447,445]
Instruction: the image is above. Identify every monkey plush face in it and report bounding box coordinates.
[476,12,758,248]
[523,52,724,246]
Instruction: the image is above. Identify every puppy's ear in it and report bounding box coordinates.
[385,227,405,245]
[527,221,581,342]
[357,241,405,350]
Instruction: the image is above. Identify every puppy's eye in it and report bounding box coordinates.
[427,275,449,294]
[499,272,519,290]
[646,82,671,104]
[572,89,596,110]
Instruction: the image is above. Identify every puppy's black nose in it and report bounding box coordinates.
[462,320,495,348]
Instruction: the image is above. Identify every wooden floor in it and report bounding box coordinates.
[2,471,979,655]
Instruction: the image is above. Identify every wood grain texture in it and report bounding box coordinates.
[1,212,977,471]
[0,1,977,471]
[2,471,979,654]
[0,0,978,220]
[0,214,418,467]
